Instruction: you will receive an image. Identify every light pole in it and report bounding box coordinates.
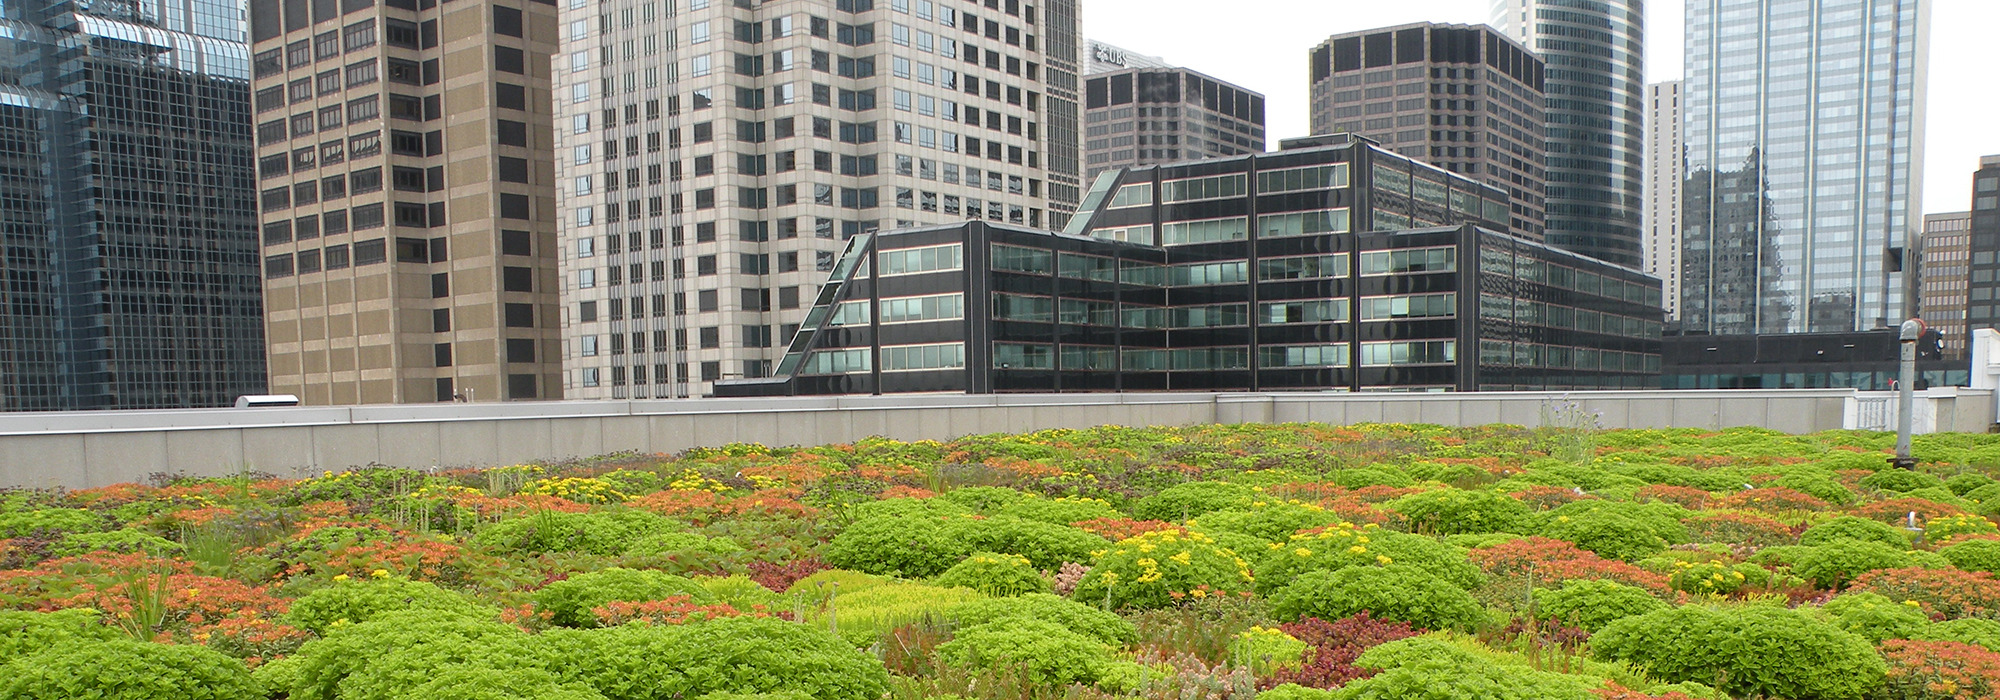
[1891,318,1923,470]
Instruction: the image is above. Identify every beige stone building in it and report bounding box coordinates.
[553,0,1084,398]
[1922,211,1971,358]
[249,0,566,404]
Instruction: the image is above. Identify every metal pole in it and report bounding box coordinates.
[1892,318,1922,469]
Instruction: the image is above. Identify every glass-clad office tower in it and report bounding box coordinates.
[1680,0,1928,335]
[0,0,266,410]
[1492,0,1644,268]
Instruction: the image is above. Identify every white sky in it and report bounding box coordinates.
[1079,0,1994,215]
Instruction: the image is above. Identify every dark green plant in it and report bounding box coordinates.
[402,666,608,700]
[1792,539,1932,589]
[1858,469,1946,494]
[1591,605,1886,700]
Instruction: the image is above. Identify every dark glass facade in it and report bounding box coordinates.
[1965,160,2000,344]
[0,0,267,410]
[720,138,1662,397]
[1660,329,1961,390]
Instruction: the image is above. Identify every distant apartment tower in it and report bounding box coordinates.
[1493,0,1645,267]
[553,0,1084,398]
[1920,211,1970,358]
[1307,23,1546,240]
[1644,81,1684,320]
[1965,156,2000,345]
[1083,41,1265,181]
[249,0,566,405]
[0,0,267,410]
[1679,0,1929,335]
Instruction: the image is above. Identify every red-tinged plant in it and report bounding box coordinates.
[1348,485,1423,504]
[1595,682,1707,700]
[1851,567,2000,619]
[65,483,158,508]
[746,557,828,592]
[591,595,747,625]
[628,489,726,518]
[1509,485,1598,511]
[1684,511,1799,548]
[1468,537,1671,595]
[1263,613,1422,690]
[195,613,312,662]
[737,454,841,486]
[1878,639,2000,700]
[1072,517,1184,541]
[1634,484,1713,510]
[724,490,819,518]
[1852,497,1974,524]
[318,538,502,588]
[299,500,351,518]
[878,485,938,500]
[1713,487,1829,513]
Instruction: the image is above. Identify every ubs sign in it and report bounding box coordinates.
[1091,43,1126,67]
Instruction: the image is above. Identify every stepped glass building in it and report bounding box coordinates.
[553,0,1085,398]
[720,135,1663,396]
[0,0,267,410]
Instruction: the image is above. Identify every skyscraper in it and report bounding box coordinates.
[1307,22,1546,240]
[249,0,567,405]
[1962,156,2000,345]
[0,0,267,410]
[1679,0,1929,335]
[553,0,1083,398]
[1920,210,1970,359]
[1643,80,1683,320]
[1084,40,1265,181]
[1492,0,1644,267]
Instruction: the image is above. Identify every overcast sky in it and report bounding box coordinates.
[1078,0,1992,216]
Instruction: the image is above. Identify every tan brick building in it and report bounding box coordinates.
[248,0,565,404]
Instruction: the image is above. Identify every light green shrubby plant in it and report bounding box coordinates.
[470,509,684,556]
[1270,565,1485,631]
[1191,501,1343,545]
[400,666,609,700]
[996,496,1123,525]
[1254,522,1482,595]
[48,529,184,558]
[1132,481,1258,521]
[816,582,985,646]
[1940,538,2000,574]
[935,618,1120,687]
[0,507,105,538]
[1,638,261,700]
[623,531,743,557]
[273,610,544,700]
[1912,617,2000,652]
[949,592,1138,645]
[540,615,892,700]
[532,568,716,628]
[1341,636,1598,700]
[1070,530,1255,610]
[1385,489,1533,535]
[1792,540,1938,589]
[940,486,1028,514]
[1591,605,1886,700]
[1819,591,1930,643]
[1532,579,1670,632]
[0,609,119,657]
[285,576,493,635]
[933,552,1050,596]
[1799,516,1912,549]
[1228,625,1308,675]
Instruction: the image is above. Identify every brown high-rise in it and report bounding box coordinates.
[1308,22,1546,240]
[248,0,564,404]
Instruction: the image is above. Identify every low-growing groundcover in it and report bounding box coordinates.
[4,423,2000,699]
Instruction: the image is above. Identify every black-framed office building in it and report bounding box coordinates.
[1660,329,1963,390]
[719,136,1662,396]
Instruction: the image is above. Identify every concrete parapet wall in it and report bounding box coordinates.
[0,389,1987,489]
